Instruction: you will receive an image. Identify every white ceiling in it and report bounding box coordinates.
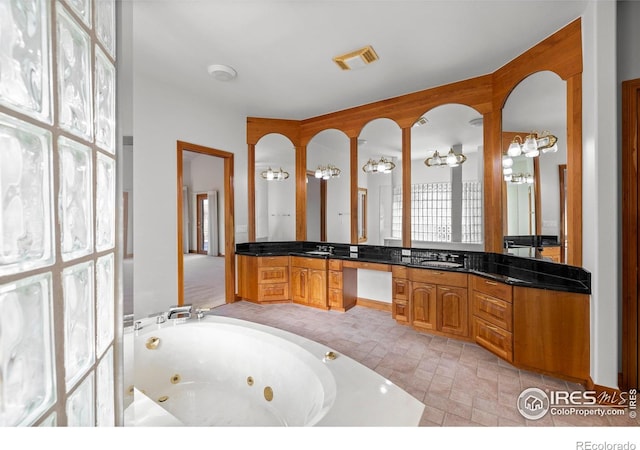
[139,1,585,162]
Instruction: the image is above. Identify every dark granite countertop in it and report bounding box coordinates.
[236,241,591,295]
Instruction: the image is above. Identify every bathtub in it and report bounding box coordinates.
[124,314,425,426]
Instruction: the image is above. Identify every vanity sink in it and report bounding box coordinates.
[419,260,463,269]
[305,251,333,256]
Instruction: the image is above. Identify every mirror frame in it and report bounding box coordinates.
[246,19,582,265]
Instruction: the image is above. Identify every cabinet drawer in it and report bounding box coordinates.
[328,259,343,271]
[392,278,410,301]
[290,256,327,270]
[258,283,289,302]
[473,317,513,362]
[257,267,288,284]
[392,265,408,279]
[328,270,343,289]
[258,256,289,267]
[473,292,512,331]
[472,276,512,302]
[342,261,391,272]
[409,268,468,287]
[392,298,410,324]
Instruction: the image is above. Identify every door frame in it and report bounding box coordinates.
[177,141,236,306]
[621,78,640,391]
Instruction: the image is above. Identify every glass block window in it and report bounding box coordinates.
[96,0,116,58]
[0,113,54,276]
[392,181,483,243]
[63,0,91,29]
[59,136,93,261]
[0,273,55,426]
[412,182,452,242]
[0,0,52,123]
[0,0,119,427]
[66,372,94,426]
[57,3,93,141]
[462,181,483,243]
[63,261,95,391]
[391,186,402,239]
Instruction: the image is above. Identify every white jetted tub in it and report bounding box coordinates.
[124,315,425,426]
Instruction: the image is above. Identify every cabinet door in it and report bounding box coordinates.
[412,282,437,331]
[437,285,469,337]
[393,278,410,301]
[290,266,308,304]
[307,269,327,308]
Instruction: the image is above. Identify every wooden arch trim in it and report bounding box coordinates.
[176,140,236,306]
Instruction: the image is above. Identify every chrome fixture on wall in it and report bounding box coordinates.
[260,167,289,181]
[504,172,534,184]
[314,164,341,180]
[362,156,395,174]
[507,131,558,158]
[424,148,467,168]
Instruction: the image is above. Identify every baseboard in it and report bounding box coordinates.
[586,377,626,406]
[356,297,392,312]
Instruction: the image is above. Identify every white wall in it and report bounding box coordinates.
[133,71,248,318]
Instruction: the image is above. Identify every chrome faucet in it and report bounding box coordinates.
[168,304,192,319]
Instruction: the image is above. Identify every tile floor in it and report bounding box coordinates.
[210,301,639,427]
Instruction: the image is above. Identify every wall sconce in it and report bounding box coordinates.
[260,167,289,181]
[424,148,467,168]
[507,131,558,158]
[314,165,341,180]
[504,173,534,184]
[362,157,396,174]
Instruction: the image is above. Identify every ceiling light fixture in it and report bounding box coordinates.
[362,157,396,174]
[333,45,379,70]
[469,117,483,128]
[314,165,341,180]
[507,131,558,158]
[424,148,467,168]
[260,167,289,181]
[207,64,237,81]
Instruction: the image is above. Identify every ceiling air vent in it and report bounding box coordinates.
[333,45,379,70]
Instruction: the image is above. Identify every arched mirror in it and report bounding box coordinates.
[410,104,484,250]
[357,118,402,246]
[254,133,296,241]
[306,129,350,243]
[502,71,567,263]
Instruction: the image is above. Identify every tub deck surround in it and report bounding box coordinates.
[125,315,426,426]
[235,241,591,294]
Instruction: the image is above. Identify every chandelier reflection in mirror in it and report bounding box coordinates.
[424,148,467,168]
[260,167,289,181]
[314,164,341,180]
[507,131,558,158]
[362,157,396,174]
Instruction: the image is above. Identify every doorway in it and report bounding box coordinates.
[177,141,235,307]
[306,171,327,241]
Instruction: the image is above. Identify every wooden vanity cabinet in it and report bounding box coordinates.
[409,268,469,338]
[513,286,590,384]
[471,275,514,362]
[237,255,289,303]
[392,266,411,324]
[290,256,328,310]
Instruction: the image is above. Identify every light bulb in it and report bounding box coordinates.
[432,151,442,166]
[503,167,513,176]
[266,168,274,180]
[502,155,513,168]
[315,168,322,178]
[507,142,522,157]
[543,143,558,153]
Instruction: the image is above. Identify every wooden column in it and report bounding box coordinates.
[566,74,583,266]
[296,145,307,240]
[402,127,412,248]
[350,136,358,244]
[248,143,256,242]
